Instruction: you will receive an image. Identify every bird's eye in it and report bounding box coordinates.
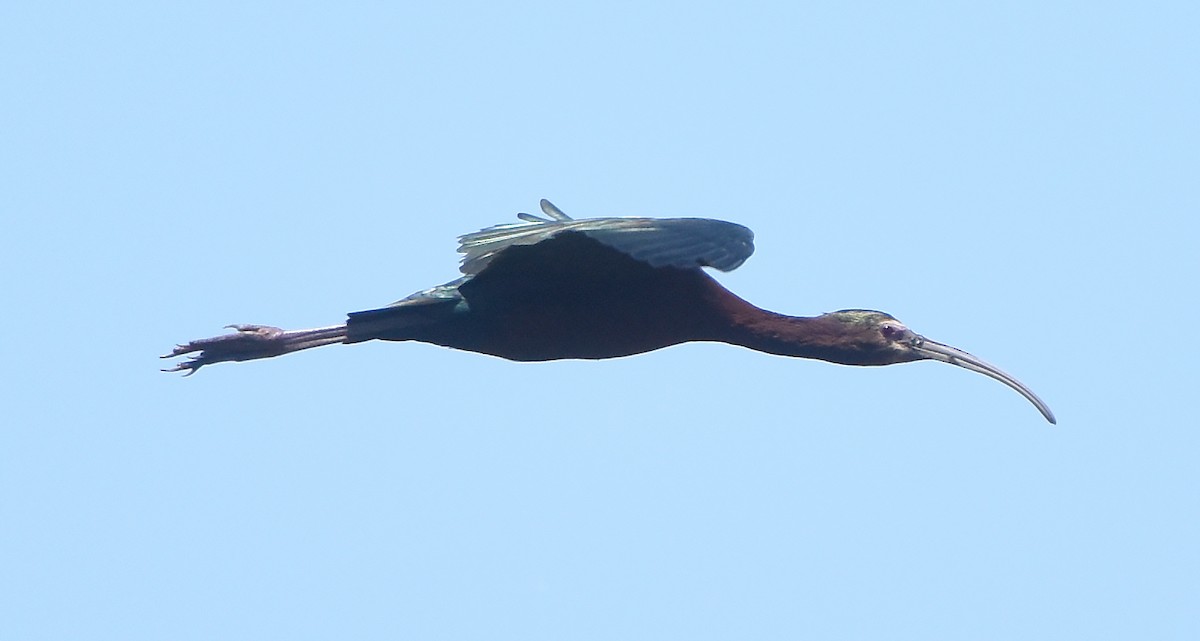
[881,323,912,342]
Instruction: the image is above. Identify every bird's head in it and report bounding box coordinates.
[821,309,1055,424]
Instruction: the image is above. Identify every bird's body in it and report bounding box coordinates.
[165,200,1055,423]
[348,232,732,361]
[348,234,916,366]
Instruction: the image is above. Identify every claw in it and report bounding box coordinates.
[161,344,196,358]
[162,323,345,374]
[159,324,282,374]
[161,361,198,375]
[226,324,273,332]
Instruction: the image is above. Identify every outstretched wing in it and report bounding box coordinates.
[458,199,755,275]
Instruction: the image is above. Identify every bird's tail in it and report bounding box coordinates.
[345,297,460,344]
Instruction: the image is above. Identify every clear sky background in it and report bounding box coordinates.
[2,2,1196,640]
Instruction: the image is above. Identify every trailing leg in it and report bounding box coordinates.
[162,323,348,374]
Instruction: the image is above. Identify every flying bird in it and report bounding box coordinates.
[164,199,1055,423]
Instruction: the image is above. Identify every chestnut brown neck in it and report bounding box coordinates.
[701,288,897,366]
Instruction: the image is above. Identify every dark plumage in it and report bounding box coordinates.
[165,199,1054,423]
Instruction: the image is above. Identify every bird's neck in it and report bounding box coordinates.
[714,302,888,366]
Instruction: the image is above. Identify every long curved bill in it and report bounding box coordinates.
[912,337,1056,424]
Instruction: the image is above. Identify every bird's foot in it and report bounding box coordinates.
[161,324,288,375]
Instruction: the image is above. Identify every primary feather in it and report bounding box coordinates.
[458,199,755,275]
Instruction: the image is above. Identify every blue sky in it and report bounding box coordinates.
[2,2,1196,639]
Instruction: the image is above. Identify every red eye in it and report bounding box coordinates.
[881,325,899,338]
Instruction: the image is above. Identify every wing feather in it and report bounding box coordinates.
[459,200,755,275]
